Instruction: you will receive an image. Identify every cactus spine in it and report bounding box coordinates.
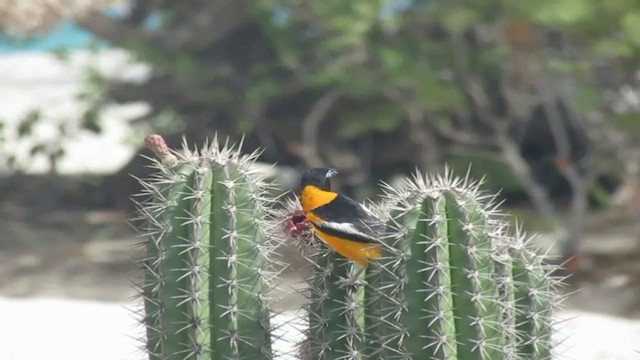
[135,136,275,360]
[302,171,560,360]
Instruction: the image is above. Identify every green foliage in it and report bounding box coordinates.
[417,75,465,111]
[443,8,481,33]
[338,101,402,139]
[621,11,640,47]
[611,113,640,134]
[445,153,523,192]
[531,0,596,26]
[574,85,603,112]
[124,37,194,78]
[17,109,40,137]
[4,110,69,172]
[253,0,640,113]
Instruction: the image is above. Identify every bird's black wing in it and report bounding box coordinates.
[311,194,382,243]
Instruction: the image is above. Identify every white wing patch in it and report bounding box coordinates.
[312,220,374,241]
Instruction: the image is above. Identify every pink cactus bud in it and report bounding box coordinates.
[145,134,178,167]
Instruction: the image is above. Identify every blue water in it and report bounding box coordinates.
[0,20,109,54]
[0,7,166,54]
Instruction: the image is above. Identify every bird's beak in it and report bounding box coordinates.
[326,169,338,178]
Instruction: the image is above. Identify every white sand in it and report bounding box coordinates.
[555,311,640,360]
[0,297,144,360]
[0,297,306,360]
[0,296,638,360]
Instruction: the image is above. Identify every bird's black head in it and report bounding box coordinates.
[300,168,337,191]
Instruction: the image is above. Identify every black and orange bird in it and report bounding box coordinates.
[299,168,382,266]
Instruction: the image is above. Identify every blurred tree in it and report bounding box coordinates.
[2,0,640,256]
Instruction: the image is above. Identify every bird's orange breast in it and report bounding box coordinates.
[300,185,338,215]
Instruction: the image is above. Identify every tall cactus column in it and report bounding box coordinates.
[300,171,560,360]
[305,252,363,360]
[364,172,560,359]
[136,135,275,360]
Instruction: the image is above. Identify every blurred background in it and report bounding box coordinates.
[0,0,639,359]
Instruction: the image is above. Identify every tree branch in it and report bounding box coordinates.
[301,89,343,167]
[537,79,595,248]
[383,89,440,170]
[497,137,557,224]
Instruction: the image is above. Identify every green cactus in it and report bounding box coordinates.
[299,171,561,360]
[134,135,559,360]
[135,135,276,360]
